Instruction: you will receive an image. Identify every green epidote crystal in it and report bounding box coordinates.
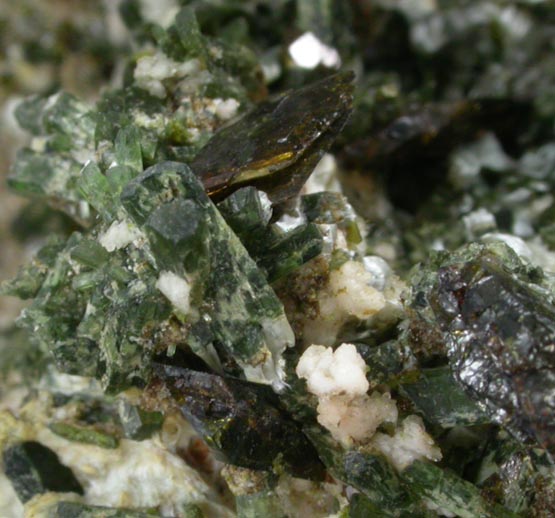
[48,422,120,449]
[401,367,489,428]
[218,187,324,281]
[402,461,518,518]
[121,161,294,386]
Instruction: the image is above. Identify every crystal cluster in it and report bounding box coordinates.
[1,1,555,517]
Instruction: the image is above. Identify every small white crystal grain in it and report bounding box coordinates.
[296,343,369,398]
[99,220,143,252]
[317,392,398,445]
[134,53,200,98]
[139,0,179,28]
[371,415,442,471]
[463,208,497,239]
[288,32,341,69]
[156,271,191,314]
[213,98,240,120]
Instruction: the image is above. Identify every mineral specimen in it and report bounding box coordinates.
[2,1,555,517]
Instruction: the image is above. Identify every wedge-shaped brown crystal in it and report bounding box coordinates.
[192,71,354,204]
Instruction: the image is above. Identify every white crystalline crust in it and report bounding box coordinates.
[317,392,398,445]
[370,415,443,471]
[297,344,441,469]
[134,53,200,98]
[156,271,191,314]
[212,98,240,120]
[99,220,143,252]
[302,259,404,346]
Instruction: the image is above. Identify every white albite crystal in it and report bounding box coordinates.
[134,53,200,98]
[156,271,191,314]
[297,344,397,446]
[525,237,555,273]
[139,0,179,28]
[371,415,442,471]
[317,392,398,445]
[2,96,27,141]
[296,343,369,397]
[275,211,307,233]
[241,314,295,392]
[212,98,240,120]
[362,255,393,291]
[303,260,403,346]
[463,208,497,239]
[448,132,513,188]
[288,32,341,69]
[99,220,143,252]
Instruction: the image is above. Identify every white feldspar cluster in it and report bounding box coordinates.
[99,219,144,252]
[371,415,442,471]
[288,32,341,70]
[296,342,369,397]
[134,53,201,98]
[209,98,240,121]
[296,343,441,470]
[302,259,405,346]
